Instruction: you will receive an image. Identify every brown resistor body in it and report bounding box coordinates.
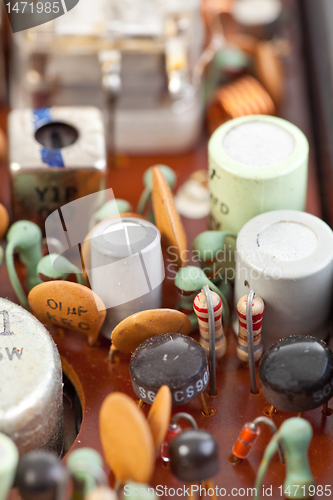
[236,294,264,363]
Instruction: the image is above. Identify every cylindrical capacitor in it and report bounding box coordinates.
[231,0,283,39]
[232,423,260,460]
[193,290,226,359]
[89,216,164,338]
[208,115,308,233]
[236,294,264,362]
[235,210,333,348]
[0,298,63,454]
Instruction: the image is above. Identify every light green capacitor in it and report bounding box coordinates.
[255,418,315,500]
[208,115,309,233]
[0,432,19,500]
[67,448,106,500]
[6,220,43,306]
[37,254,85,285]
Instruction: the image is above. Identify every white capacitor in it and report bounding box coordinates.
[0,298,63,454]
[89,216,164,338]
[234,210,333,349]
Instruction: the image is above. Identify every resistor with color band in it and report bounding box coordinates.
[236,294,264,363]
[193,289,226,359]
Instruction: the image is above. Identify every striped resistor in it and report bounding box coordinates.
[236,294,264,363]
[193,289,226,359]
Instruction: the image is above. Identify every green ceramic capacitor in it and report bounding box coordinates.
[208,115,309,233]
[67,448,106,500]
[6,220,43,307]
[255,418,315,500]
[37,254,85,285]
[0,433,19,500]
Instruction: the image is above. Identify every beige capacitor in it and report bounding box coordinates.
[0,298,63,454]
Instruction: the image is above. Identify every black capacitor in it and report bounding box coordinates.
[15,451,68,500]
[130,333,209,406]
[259,335,333,412]
[169,429,219,482]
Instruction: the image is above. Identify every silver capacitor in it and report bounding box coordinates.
[89,216,164,338]
[8,106,106,230]
[0,298,63,455]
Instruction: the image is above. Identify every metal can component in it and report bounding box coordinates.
[9,107,106,230]
[235,210,333,348]
[0,298,63,455]
[89,216,164,338]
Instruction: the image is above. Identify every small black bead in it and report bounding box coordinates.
[15,451,67,500]
[169,429,219,482]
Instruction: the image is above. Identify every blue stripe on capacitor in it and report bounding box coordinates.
[33,108,65,168]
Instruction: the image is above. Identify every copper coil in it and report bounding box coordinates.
[207,75,276,134]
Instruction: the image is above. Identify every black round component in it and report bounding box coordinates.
[15,451,68,500]
[169,429,219,482]
[130,333,209,406]
[259,335,333,412]
[35,122,79,149]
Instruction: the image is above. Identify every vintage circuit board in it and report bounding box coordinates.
[1,0,333,498]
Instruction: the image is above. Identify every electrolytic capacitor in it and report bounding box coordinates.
[259,336,333,413]
[193,289,226,359]
[15,451,68,500]
[0,298,63,455]
[0,433,19,500]
[236,294,264,362]
[89,216,164,338]
[235,210,333,348]
[130,333,210,414]
[209,116,308,233]
[231,0,283,40]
